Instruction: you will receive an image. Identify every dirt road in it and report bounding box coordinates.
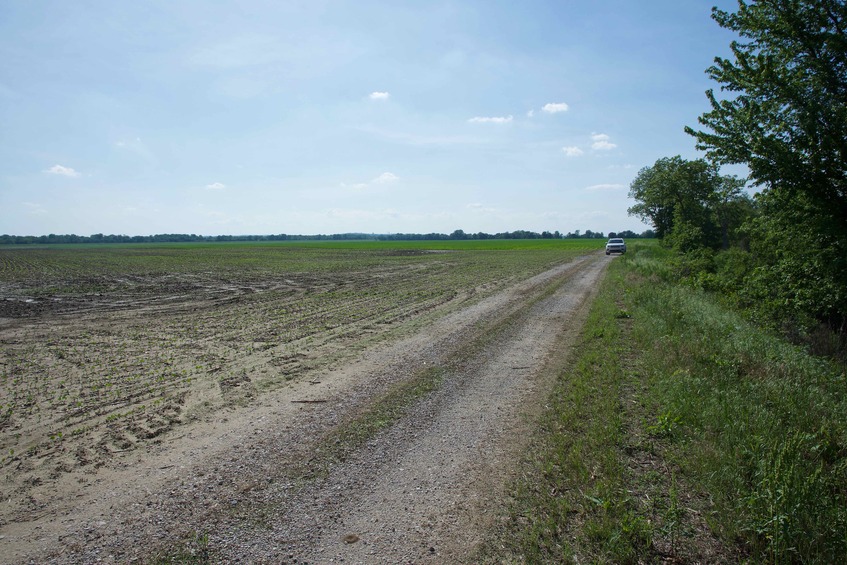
[2,253,608,564]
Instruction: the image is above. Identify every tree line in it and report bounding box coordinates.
[0,228,654,246]
[628,0,846,348]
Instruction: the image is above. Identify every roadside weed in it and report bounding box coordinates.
[483,242,846,563]
[481,256,664,563]
[150,531,211,564]
[630,249,847,562]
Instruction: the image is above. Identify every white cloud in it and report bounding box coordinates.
[328,208,400,220]
[526,109,535,118]
[467,202,497,213]
[369,91,390,100]
[542,102,569,113]
[585,183,626,191]
[355,124,487,146]
[23,201,48,215]
[188,35,285,69]
[115,137,144,149]
[562,146,584,157]
[591,133,617,150]
[592,140,617,150]
[44,164,80,177]
[342,172,399,191]
[373,172,399,184]
[467,115,513,124]
[205,182,226,190]
[115,137,157,165]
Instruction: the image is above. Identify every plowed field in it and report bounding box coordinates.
[0,241,607,563]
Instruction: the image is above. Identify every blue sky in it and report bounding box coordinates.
[0,0,740,237]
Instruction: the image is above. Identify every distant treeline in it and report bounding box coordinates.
[0,229,654,245]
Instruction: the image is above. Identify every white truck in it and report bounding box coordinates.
[605,238,626,255]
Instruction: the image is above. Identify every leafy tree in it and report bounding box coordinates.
[713,174,755,250]
[686,0,847,212]
[628,156,747,251]
[745,189,847,332]
[686,0,847,332]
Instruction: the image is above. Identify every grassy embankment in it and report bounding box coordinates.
[485,242,847,563]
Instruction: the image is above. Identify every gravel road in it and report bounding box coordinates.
[3,253,608,564]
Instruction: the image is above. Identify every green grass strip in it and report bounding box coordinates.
[312,365,447,472]
[483,242,847,563]
[480,254,654,563]
[628,245,847,563]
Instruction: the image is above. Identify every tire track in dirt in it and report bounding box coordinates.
[2,253,609,564]
[211,254,610,563]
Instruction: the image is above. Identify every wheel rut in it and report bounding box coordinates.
[4,254,610,564]
[213,255,609,564]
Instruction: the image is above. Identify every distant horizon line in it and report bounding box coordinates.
[1,228,654,244]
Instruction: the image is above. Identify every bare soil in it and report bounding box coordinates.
[0,253,608,564]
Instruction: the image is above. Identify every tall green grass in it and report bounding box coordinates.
[484,242,847,563]
[629,245,847,562]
